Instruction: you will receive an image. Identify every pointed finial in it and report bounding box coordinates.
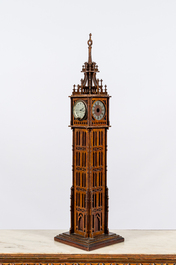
[87,33,93,64]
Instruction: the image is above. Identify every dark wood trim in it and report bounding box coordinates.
[70,94,111,98]
[0,254,176,263]
[69,125,111,128]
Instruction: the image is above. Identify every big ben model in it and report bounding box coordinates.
[54,34,124,251]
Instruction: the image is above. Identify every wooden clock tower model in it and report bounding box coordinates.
[54,34,124,251]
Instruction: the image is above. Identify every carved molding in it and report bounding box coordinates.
[1,262,176,265]
[2,263,174,265]
[76,187,86,192]
[92,207,102,212]
[76,207,86,212]
[92,187,102,192]
[93,167,103,172]
[1,254,176,264]
[0,261,176,265]
[76,147,86,151]
[76,167,86,171]
[93,147,103,151]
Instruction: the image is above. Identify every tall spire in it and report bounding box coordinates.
[72,34,108,95]
[87,33,93,64]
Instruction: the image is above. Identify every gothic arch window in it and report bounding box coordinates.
[98,130,103,146]
[76,172,80,186]
[98,151,103,166]
[82,131,86,146]
[93,131,97,146]
[76,193,80,206]
[76,131,80,145]
[82,173,86,187]
[82,153,86,167]
[93,172,97,187]
[95,213,101,232]
[78,213,83,231]
[82,194,86,208]
[93,152,97,167]
[76,152,80,166]
[99,171,102,186]
[101,131,103,145]
[92,193,97,208]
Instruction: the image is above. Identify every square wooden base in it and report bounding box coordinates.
[54,231,124,251]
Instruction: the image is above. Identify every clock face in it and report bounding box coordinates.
[73,100,87,120]
[92,100,105,120]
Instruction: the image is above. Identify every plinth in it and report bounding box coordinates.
[54,231,124,251]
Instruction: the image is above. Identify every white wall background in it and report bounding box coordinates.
[0,0,176,229]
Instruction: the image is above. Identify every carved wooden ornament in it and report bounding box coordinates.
[54,34,124,251]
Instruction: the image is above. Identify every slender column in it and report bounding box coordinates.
[70,128,75,233]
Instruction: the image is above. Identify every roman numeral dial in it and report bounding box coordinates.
[92,100,105,120]
[73,100,87,120]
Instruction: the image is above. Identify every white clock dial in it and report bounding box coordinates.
[73,100,87,120]
[92,100,105,120]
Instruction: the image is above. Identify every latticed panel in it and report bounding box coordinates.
[74,129,88,236]
[90,129,106,236]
